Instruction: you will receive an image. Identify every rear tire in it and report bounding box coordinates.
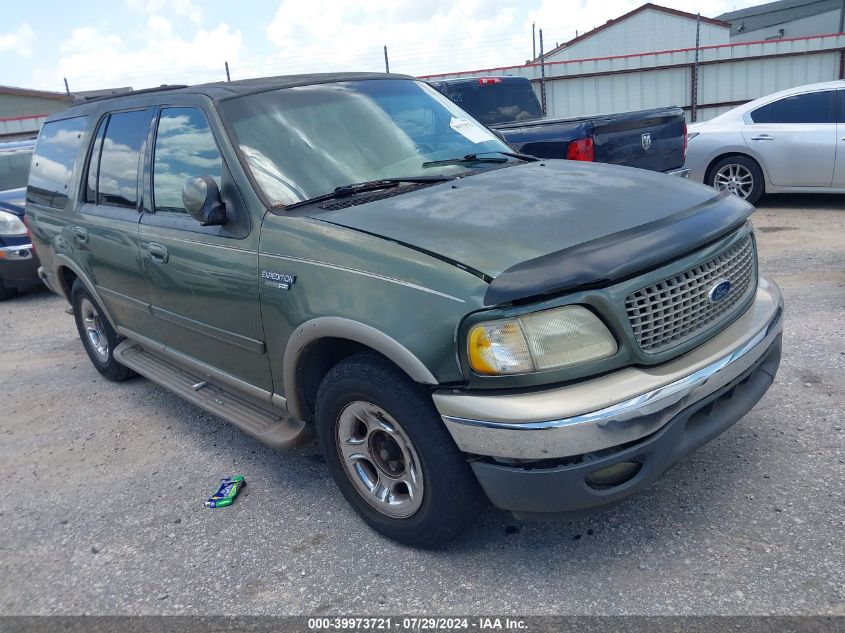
[314,352,485,547]
[71,280,134,382]
[706,155,764,205]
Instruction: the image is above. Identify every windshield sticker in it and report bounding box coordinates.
[449,117,495,144]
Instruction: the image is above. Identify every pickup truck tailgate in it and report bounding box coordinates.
[592,107,686,172]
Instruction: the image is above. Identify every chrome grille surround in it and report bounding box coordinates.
[625,235,757,354]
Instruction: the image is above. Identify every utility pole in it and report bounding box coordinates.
[63,77,70,97]
[539,28,547,117]
[225,61,231,82]
[691,12,701,123]
[384,46,390,73]
[532,22,536,60]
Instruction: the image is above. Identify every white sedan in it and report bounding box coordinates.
[685,80,845,205]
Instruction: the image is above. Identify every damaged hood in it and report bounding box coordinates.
[314,160,753,304]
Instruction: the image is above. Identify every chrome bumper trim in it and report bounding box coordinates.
[438,277,783,460]
[666,167,691,178]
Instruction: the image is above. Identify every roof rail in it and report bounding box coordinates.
[71,84,188,106]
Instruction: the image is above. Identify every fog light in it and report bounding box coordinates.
[585,461,642,489]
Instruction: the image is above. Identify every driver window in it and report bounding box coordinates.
[153,108,223,214]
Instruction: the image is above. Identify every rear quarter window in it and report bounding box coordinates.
[27,116,89,209]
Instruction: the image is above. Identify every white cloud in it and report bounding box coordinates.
[34,19,243,91]
[25,0,763,91]
[0,23,34,58]
[259,0,531,77]
[126,0,203,23]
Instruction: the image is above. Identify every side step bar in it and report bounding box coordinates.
[113,341,308,448]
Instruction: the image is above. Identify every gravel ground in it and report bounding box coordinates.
[0,195,842,616]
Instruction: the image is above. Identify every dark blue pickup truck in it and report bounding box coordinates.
[432,76,689,176]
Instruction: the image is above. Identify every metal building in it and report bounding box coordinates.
[538,4,730,62]
[422,1,845,123]
[0,86,69,142]
[719,0,845,43]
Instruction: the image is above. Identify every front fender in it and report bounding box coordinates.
[283,316,438,420]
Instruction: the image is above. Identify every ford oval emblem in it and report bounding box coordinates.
[708,279,732,303]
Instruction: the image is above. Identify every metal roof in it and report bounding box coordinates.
[717,0,841,33]
[534,3,730,62]
[0,85,67,101]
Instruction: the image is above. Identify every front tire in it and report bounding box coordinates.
[315,352,485,547]
[0,279,17,301]
[707,155,764,205]
[71,280,134,382]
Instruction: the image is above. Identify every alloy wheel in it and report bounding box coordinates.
[80,297,109,363]
[713,163,754,199]
[335,401,424,518]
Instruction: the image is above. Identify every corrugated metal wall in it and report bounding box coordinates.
[421,33,845,122]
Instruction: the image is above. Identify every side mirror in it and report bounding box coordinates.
[182,176,226,226]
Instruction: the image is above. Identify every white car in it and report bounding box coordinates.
[686,80,845,205]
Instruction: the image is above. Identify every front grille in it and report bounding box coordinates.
[625,235,756,354]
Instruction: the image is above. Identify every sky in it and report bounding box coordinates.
[0,0,762,93]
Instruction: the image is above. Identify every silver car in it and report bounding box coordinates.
[686,80,845,205]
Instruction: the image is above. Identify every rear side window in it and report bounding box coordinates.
[444,81,543,125]
[152,107,223,214]
[751,91,836,124]
[27,116,88,209]
[96,110,150,208]
[0,148,32,191]
[85,117,107,203]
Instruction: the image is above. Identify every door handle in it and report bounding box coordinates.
[146,242,169,264]
[72,226,88,243]
[750,134,774,141]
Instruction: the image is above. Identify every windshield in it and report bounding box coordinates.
[220,79,514,206]
[0,148,33,191]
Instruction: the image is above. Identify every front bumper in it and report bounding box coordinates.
[0,243,41,290]
[435,276,783,514]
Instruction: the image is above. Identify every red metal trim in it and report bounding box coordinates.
[0,113,49,123]
[526,47,845,84]
[417,32,845,79]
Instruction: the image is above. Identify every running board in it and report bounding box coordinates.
[113,341,308,448]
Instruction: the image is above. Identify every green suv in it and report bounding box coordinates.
[26,73,783,546]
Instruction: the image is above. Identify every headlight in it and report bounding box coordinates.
[0,211,27,237]
[467,305,617,375]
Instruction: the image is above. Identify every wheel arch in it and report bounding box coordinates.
[52,255,118,330]
[283,317,439,422]
[704,151,769,190]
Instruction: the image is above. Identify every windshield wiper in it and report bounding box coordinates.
[282,175,452,210]
[422,150,538,168]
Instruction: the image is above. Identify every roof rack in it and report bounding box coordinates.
[72,84,188,105]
